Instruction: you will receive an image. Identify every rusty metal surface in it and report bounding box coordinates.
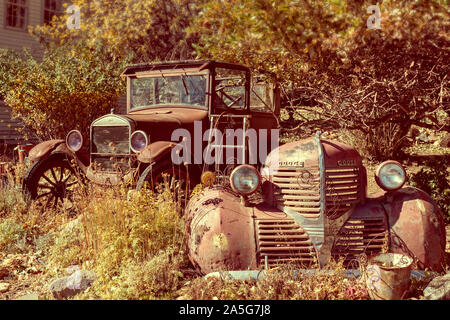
[253,203,316,268]
[185,188,257,274]
[186,132,445,274]
[121,60,250,77]
[383,187,446,272]
[125,107,208,124]
[365,253,413,300]
[321,139,362,168]
[137,141,177,164]
[331,198,388,267]
[28,139,64,161]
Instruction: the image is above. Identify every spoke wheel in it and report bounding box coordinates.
[23,155,80,210]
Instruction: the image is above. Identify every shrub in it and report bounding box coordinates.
[44,183,187,299]
[339,124,410,161]
[0,42,128,141]
[0,219,27,253]
[408,157,450,224]
[83,247,186,300]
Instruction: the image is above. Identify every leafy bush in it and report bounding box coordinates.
[44,184,187,299]
[82,247,185,300]
[0,219,27,253]
[0,42,128,141]
[408,157,450,224]
[47,219,85,269]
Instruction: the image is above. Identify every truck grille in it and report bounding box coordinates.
[272,167,321,218]
[331,218,387,267]
[256,218,316,268]
[91,126,130,171]
[92,126,130,154]
[325,167,361,219]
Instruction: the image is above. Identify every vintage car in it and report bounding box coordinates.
[185,132,447,273]
[22,60,280,207]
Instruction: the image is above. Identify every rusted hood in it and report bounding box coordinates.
[123,107,208,126]
[115,107,208,142]
[263,137,319,172]
[263,137,362,172]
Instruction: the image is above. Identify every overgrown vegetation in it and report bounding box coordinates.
[0,41,129,141]
[0,160,447,300]
[0,0,448,301]
[408,157,450,224]
[0,0,447,157]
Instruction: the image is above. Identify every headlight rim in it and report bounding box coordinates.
[374,160,406,191]
[229,164,261,196]
[66,129,83,152]
[130,130,149,153]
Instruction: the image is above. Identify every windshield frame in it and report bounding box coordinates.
[127,69,210,112]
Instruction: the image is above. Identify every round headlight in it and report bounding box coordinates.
[66,130,83,152]
[230,165,261,195]
[130,130,148,153]
[375,160,406,191]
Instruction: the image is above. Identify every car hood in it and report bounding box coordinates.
[122,107,208,126]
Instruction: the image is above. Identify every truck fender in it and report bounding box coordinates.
[28,140,65,162]
[379,187,446,271]
[28,139,88,172]
[185,188,257,274]
[137,141,178,164]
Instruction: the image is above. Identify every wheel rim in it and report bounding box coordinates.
[35,164,78,208]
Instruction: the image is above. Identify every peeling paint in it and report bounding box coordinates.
[416,199,426,214]
[213,233,228,251]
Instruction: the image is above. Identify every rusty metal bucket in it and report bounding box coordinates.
[364,253,413,300]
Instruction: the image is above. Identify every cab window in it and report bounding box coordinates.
[214,68,247,110]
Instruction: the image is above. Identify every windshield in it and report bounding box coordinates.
[130,74,207,109]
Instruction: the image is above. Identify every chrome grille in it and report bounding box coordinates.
[332,218,387,266]
[325,167,360,219]
[256,218,316,268]
[272,167,321,218]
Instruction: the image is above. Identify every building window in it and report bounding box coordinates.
[5,0,28,30]
[43,0,61,25]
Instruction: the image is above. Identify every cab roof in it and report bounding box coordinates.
[121,60,250,77]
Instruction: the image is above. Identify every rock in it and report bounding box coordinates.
[423,273,450,300]
[49,270,97,300]
[14,293,39,300]
[0,282,10,293]
[62,218,82,234]
[66,265,81,275]
[439,134,450,148]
